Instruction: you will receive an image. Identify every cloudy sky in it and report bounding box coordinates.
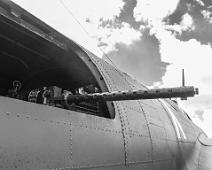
[12,0,212,137]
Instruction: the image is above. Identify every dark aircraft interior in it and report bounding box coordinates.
[0,5,113,118]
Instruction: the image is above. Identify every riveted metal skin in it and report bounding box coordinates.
[0,1,212,170]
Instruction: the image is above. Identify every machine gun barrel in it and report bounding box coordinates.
[65,86,198,104]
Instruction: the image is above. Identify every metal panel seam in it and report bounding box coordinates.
[42,162,125,170]
[138,101,153,163]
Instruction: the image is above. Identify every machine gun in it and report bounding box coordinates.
[56,86,198,105]
[44,71,198,107]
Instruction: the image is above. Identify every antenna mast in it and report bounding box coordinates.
[182,69,185,87]
[181,69,188,100]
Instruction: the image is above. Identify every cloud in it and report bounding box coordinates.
[61,0,124,23]
[97,22,141,53]
[201,109,212,137]
[165,0,212,45]
[180,13,194,30]
[118,0,141,29]
[134,0,180,25]
[201,10,212,22]
[163,13,194,38]
[194,109,204,121]
[187,107,212,137]
[185,95,212,109]
[201,76,212,85]
[104,29,169,85]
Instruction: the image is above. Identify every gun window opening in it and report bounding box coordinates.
[0,8,114,118]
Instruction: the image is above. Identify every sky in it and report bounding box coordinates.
[12,0,212,137]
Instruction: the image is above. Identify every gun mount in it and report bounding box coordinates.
[60,86,198,104]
